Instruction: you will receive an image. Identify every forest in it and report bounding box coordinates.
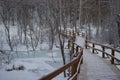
[0,0,120,80]
[0,0,120,52]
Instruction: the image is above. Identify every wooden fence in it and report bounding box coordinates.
[39,29,120,80]
[86,40,120,65]
[39,42,83,80]
[39,30,84,80]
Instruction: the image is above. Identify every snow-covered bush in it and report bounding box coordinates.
[6,65,25,71]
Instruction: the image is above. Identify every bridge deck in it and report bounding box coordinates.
[78,49,120,80]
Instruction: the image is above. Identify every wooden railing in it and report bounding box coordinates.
[39,30,84,80]
[39,43,83,80]
[61,29,85,38]
[86,40,120,65]
[39,29,120,80]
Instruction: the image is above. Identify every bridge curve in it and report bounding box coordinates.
[40,30,120,80]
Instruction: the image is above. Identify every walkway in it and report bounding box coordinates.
[78,49,120,80]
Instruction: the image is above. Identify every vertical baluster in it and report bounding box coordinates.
[76,46,79,52]
[72,43,75,54]
[68,40,70,49]
[81,48,83,64]
[111,49,115,64]
[72,30,74,36]
[69,30,70,36]
[71,45,77,80]
[92,43,95,53]
[85,40,87,49]
[102,46,105,58]
[71,62,77,80]
[77,31,79,36]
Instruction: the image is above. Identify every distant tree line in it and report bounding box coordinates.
[0,0,81,75]
[0,0,119,49]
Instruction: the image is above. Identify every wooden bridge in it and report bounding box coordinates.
[40,30,120,80]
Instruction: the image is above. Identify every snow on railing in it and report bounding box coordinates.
[39,29,120,80]
[39,30,84,80]
[86,40,120,65]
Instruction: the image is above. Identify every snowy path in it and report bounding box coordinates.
[78,49,120,80]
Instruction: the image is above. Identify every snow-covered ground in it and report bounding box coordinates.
[0,24,71,80]
[75,36,85,47]
[0,45,70,80]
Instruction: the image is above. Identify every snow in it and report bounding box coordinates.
[75,36,85,47]
[0,58,54,80]
[0,22,119,80]
[0,45,69,80]
[0,70,39,80]
[81,49,120,80]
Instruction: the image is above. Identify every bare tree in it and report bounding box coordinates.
[0,0,15,51]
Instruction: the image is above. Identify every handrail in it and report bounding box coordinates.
[86,40,120,64]
[39,47,83,80]
[87,40,120,53]
[87,45,120,62]
[39,30,84,80]
[39,29,120,80]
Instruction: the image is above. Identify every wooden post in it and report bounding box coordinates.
[85,36,87,49]
[76,46,79,53]
[78,49,83,74]
[69,31,70,35]
[72,43,75,54]
[71,49,79,80]
[85,40,87,49]
[92,43,95,53]
[68,40,70,49]
[111,49,115,64]
[77,32,79,36]
[71,44,78,80]
[71,62,77,80]
[72,30,74,36]
[81,50,83,64]
[82,33,85,37]
[102,46,105,58]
